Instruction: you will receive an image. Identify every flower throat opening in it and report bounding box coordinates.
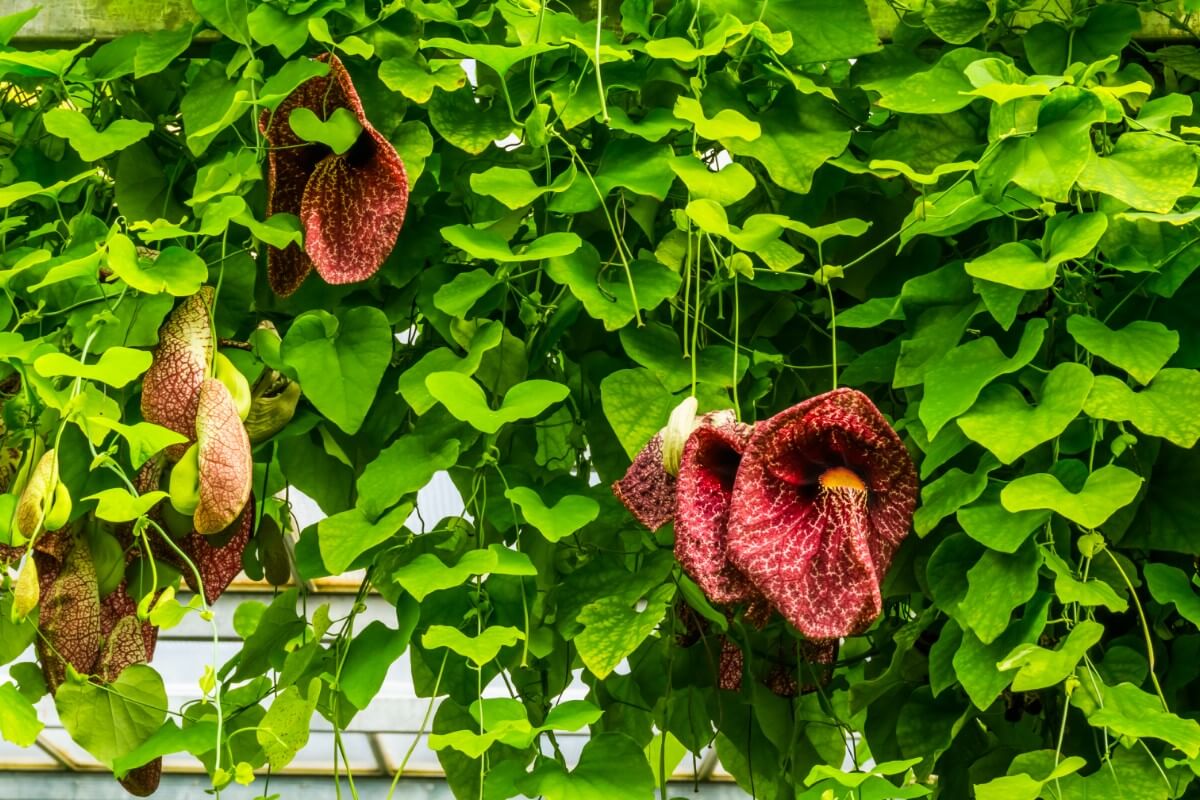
[819,466,866,492]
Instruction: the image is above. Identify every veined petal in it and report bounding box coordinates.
[194,379,253,535]
[260,53,408,294]
[674,411,760,605]
[141,288,213,456]
[300,126,408,285]
[612,433,677,531]
[183,495,254,604]
[728,388,918,638]
[36,536,101,692]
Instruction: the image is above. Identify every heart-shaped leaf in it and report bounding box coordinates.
[394,544,536,602]
[422,625,525,666]
[505,487,599,542]
[1083,370,1200,448]
[34,346,153,389]
[1001,465,1143,529]
[287,106,362,154]
[1067,316,1178,385]
[43,108,153,161]
[281,307,393,435]
[426,373,568,434]
[957,363,1093,464]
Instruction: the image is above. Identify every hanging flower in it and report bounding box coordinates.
[674,410,760,605]
[141,288,212,457]
[260,53,409,296]
[727,388,918,639]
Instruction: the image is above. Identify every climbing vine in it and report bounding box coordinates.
[2,0,1200,797]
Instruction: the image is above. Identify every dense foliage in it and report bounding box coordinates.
[3,0,1200,797]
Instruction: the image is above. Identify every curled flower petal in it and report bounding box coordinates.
[612,432,677,531]
[674,411,760,605]
[728,388,918,639]
[194,379,253,535]
[260,53,408,295]
[141,288,213,457]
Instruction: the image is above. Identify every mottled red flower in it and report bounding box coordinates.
[612,432,677,531]
[141,288,213,460]
[674,411,761,605]
[259,53,409,296]
[727,388,918,639]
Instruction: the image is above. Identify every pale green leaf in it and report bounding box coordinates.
[1083,370,1200,448]
[426,374,568,434]
[505,487,599,542]
[422,625,525,666]
[33,346,153,389]
[1067,316,1178,385]
[1001,465,1143,529]
[394,544,535,602]
[43,108,152,161]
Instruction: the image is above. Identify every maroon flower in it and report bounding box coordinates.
[727,388,918,639]
[259,53,409,296]
[611,431,677,531]
[674,411,761,605]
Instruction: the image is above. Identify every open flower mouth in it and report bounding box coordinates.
[728,388,918,639]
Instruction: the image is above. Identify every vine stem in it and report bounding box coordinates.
[1102,548,1168,710]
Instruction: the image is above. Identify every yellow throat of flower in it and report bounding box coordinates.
[819,466,866,492]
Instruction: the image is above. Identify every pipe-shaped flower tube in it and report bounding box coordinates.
[193,378,253,536]
[727,388,918,639]
[141,288,213,458]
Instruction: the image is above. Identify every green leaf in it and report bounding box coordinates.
[106,235,208,296]
[33,346,153,389]
[134,26,196,79]
[55,665,167,766]
[957,363,1093,464]
[340,619,417,709]
[716,86,851,194]
[193,0,249,44]
[575,583,673,679]
[0,7,40,45]
[0,682,42,747]
[397,322,502,414]
[516,733,655,800]
[442,226,581,263]
[544,245,682,330]
[287,107,363,155]
[952,594,1050,710]
[1000,620,1104,693]
[914,454,997,536]
[422,625,525,666]
[864,48,983,114]
[926,0,994,44]
[954,476,1050,551]
[957,542,1042,644]
[1072,679,1200,758]
[505,487,599,542]
[920,320,1047,436]
[85,418,188,469]
[1001,465,1143,529]
[669,156,756,206]
[257,681,319,770]
[426,373,569,434]
[469,165,575,210]
[318,503,412,575]
[42,108,152,161]
[1043,551,1128,613]
[1067,316,1178,385]
[357,436,460,520]
[428,87,516,155]
[433,269,498,318]
[673,97,760,140]
[1083,370,1200,449]
[112,721,218,776]
[281,307,393,435]
[977,87,1105,202]
[1144,563,1200,627]
[394,545,536,602]
[84,488,169,523]
[180,61,251,157]
[1077,133,1198,213]
[420,37,558,78]
[256,58,330,109]
[379,56,466,104]
[600,368,674,460]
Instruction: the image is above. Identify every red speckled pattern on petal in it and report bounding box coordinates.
[141,289,213,458]
[260,53,408,294]
[194,379,253,535]
[675,412,761,605]
[728,388,918,639]
[184,495,253,605]
[301,127,409,285]
[36,536,102,692]
[718,637,743,691]
[612,433,677,531]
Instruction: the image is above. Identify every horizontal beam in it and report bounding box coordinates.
[9,0,1198,43]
